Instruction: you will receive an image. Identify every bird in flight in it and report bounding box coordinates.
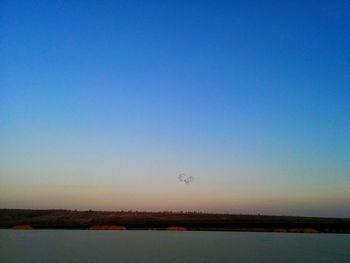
[178,173,194,184]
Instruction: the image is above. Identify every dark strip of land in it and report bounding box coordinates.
[1,209,349,233]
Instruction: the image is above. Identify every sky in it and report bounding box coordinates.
[1,0,349,217]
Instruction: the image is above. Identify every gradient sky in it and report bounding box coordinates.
[1,0,349,217]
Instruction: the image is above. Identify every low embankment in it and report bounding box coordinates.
[1,209,349,233]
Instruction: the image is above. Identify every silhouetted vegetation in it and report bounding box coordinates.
[1,209,349,233]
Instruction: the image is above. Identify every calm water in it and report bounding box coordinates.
[0,230,349,263]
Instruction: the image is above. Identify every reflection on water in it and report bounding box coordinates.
[0,230,349,263]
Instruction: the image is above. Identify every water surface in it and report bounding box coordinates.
[0,230,349,262]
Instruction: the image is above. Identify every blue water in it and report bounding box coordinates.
[0,230,349,262]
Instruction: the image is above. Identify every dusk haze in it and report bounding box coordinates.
[1,1,349,219]
[2,2,350,262]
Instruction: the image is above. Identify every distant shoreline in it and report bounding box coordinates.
[1,209,349,234]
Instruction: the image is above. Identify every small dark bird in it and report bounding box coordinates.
[178,173,194,184]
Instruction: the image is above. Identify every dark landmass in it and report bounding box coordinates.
[1,209,350,233]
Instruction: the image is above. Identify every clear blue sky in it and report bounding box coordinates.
[1,0,349,217]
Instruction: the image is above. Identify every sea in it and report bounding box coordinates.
[0,230,349,262]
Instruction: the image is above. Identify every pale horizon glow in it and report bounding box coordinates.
[1,1,349,217]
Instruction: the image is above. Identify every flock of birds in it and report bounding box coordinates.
[178,173,194,184]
